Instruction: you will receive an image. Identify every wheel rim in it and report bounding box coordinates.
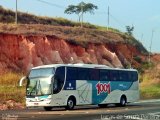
[121,98,126,105]
[68,100,74,108]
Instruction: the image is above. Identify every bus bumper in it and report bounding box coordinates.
[26,101,51,107]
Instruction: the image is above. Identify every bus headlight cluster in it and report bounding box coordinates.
[26,98,31,102]
[44,98,52,102]
[43,98,52,104]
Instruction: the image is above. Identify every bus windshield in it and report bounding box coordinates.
[29,67,55,78]
[27,67,54,96]
[26,78,51,96]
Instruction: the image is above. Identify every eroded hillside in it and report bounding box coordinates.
[0,24,147,73]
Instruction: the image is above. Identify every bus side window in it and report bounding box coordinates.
[128,71,138,81]
[128,72,131,81]
[110,70,119,81]
[119,71,128,81]
[100,69,110,81]
[131,71,138,81]
[66,67,77,80]
[90,69,99,80]
[78,68,89,80]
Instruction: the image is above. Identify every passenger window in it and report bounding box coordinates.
[66,67,77,80]
[131,71,138,81]
[128,71,138,81]
[119,71,128,81]
[110,70,119,81]
[78,68,89,80]
[100,70,110,81]
[90,69,99,80]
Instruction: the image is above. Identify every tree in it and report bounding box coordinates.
[64,2,98,27]
[126,25,134,36]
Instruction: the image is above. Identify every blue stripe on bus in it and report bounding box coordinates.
[87,81,133,104]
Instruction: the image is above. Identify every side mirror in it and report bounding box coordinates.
[19,76,27,86]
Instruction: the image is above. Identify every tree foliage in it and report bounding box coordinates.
[64,2,98,27]
[126,25,134,36]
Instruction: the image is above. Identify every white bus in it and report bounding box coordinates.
[21,64,139,111]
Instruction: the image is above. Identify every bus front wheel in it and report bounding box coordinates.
[65,97,75,110]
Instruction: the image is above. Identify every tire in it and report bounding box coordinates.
[44,107,53,111]
[119,96,126,107]
[65,98,75,110]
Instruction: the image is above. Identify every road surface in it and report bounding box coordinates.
[0,99,160,120]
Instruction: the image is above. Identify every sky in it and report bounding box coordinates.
[0,0,160,53]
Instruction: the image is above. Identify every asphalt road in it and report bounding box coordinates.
[1,99,160,120]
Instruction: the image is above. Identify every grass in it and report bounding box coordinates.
[140,84,160,99]
[0,86,25,103]
[0,72,26,104]
[139,62,160,99]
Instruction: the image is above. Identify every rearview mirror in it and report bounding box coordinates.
[19,76,27,86]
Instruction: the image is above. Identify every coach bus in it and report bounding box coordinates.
[20,64,139,111]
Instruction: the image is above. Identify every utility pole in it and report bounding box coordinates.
[141,33,143,42]
[80,3,83,28]
[148,30,154,63]
[107,6,109,30]
[15,0,18,24]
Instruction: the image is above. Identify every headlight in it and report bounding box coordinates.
[44,98,52,101]
[26,98,31,102]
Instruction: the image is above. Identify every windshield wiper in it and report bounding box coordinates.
[37,80,43,95]
[29,80,38,96]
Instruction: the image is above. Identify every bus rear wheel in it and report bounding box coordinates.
[44,107,53,111]
[119,96,127,107]
[65,97,75,110]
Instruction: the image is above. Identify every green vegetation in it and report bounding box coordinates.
[132,53,160,100]
[125,25,134,36]
[140,84,160,99]
[64,2,98,27]
[140,76,160,100]
[134,57,150,75]
[0,72,25,103]
[139,60,160,99]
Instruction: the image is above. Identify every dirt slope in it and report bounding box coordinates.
[0,24,148,73]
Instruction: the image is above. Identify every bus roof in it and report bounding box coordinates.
[32,64,109,69]
[31,63,137,72]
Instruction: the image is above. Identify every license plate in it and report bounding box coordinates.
[34,103,39,105]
